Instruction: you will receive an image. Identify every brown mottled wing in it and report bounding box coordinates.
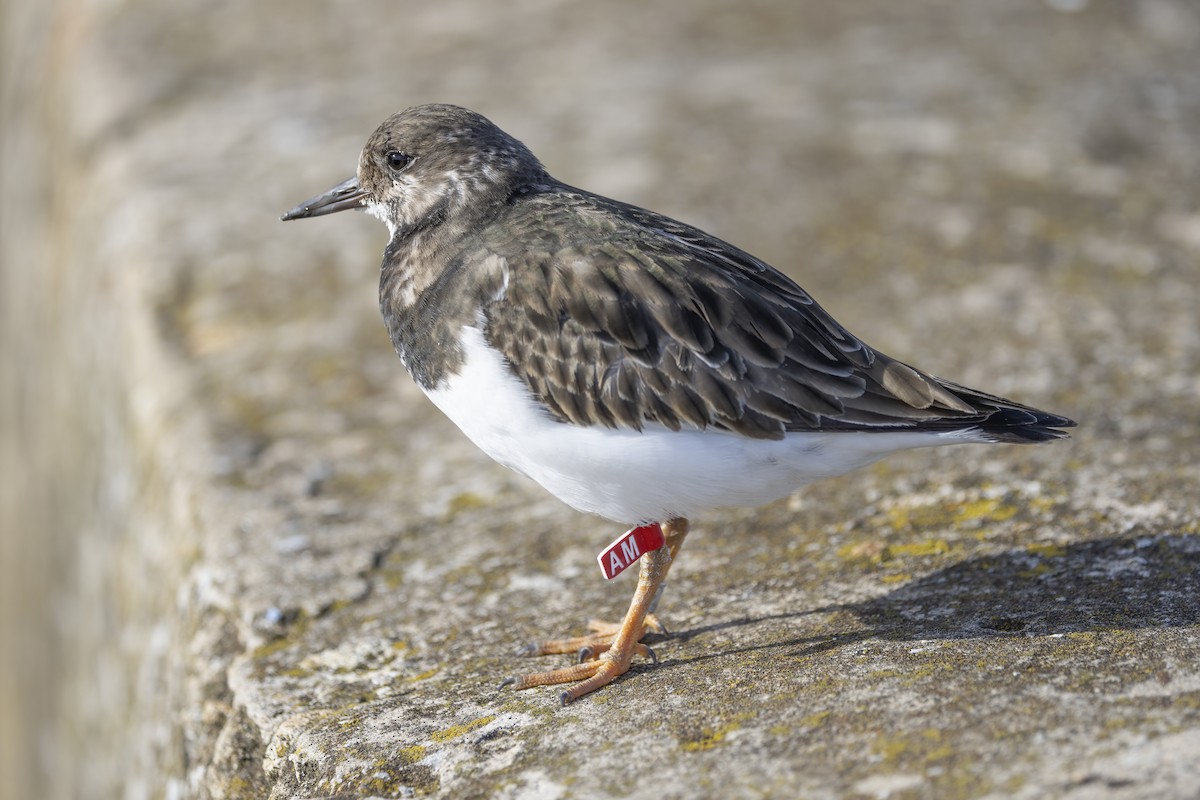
[481,189,1073,442]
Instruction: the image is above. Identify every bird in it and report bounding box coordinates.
[281,104,1075,704]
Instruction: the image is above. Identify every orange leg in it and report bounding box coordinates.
[503,518,689,704]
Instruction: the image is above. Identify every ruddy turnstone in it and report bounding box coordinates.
[282,104,1075,704]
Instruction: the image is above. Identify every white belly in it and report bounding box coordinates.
[422,327,981,524]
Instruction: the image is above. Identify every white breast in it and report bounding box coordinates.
[421,327,983,524]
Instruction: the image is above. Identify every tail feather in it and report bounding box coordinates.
[976,409,1075,443]
[940,381,1076,444]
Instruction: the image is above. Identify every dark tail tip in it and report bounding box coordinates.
[979,407,1077,444]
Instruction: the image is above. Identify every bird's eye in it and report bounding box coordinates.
[386,151,412,171]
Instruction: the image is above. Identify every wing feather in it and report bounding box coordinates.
[478,188,1073,441]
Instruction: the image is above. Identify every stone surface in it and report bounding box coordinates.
[4,1,1200,798]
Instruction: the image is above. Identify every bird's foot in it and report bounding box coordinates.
[500,641,656,705]
[516,614,666,661]
[504,616,663,703]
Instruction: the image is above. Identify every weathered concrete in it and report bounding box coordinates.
[4,1,1200,798]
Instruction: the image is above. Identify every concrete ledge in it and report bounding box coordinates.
[5,2,1200,798]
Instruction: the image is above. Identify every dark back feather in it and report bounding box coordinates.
[479,185,1075,442]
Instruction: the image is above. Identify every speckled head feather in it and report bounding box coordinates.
[357,104,549,240]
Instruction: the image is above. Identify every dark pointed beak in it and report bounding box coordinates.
[280,176,368,221]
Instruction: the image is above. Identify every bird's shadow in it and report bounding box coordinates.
[660,532,1200,665]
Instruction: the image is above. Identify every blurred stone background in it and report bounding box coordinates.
[2,0,1199,798]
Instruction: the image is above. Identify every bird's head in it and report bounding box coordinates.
[282,104,546,238]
